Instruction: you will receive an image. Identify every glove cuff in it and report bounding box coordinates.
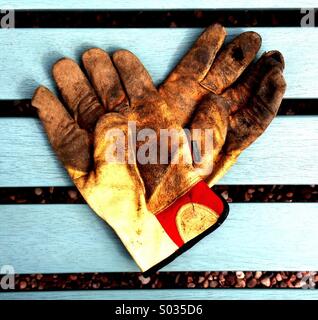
[105,180,228,275]
[143,180,229,276]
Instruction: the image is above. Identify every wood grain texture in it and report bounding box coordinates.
[1,203,317,273]
[1,289,318,300]
[0,116,317,187]
[3,0,317,9]
[0,28,317,99]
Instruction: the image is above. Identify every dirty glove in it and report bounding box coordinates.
[159,24,286,185]
[31,50,228,273]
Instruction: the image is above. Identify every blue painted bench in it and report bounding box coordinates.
[0,0,318,300]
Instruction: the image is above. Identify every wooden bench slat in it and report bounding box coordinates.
[4,0,318,9]
[1,289,318,300]
[1,203,317,273]
[0,28,317,99]
[0,116,317,187]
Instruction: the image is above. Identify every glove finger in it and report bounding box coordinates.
[207,67,285,187]
[32,86,91,180]
[165,23,226,82]
[82,48,129,112]
[222,50,285,114]
[112,50,160,108]
[201,31,262,94]
[206,52,286,187]
[158,24,226,127]
[53,58,105,131]
[227,67,286,153]
[189,94,230,179]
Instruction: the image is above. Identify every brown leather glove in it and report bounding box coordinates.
[159,24,286,186]
[129,23,286,211]
[32,50,228,273]
[31,24,285,273]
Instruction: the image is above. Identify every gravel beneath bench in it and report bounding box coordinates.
[9,271,317,291]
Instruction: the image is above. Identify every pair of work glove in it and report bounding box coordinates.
[32,24,286,274]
